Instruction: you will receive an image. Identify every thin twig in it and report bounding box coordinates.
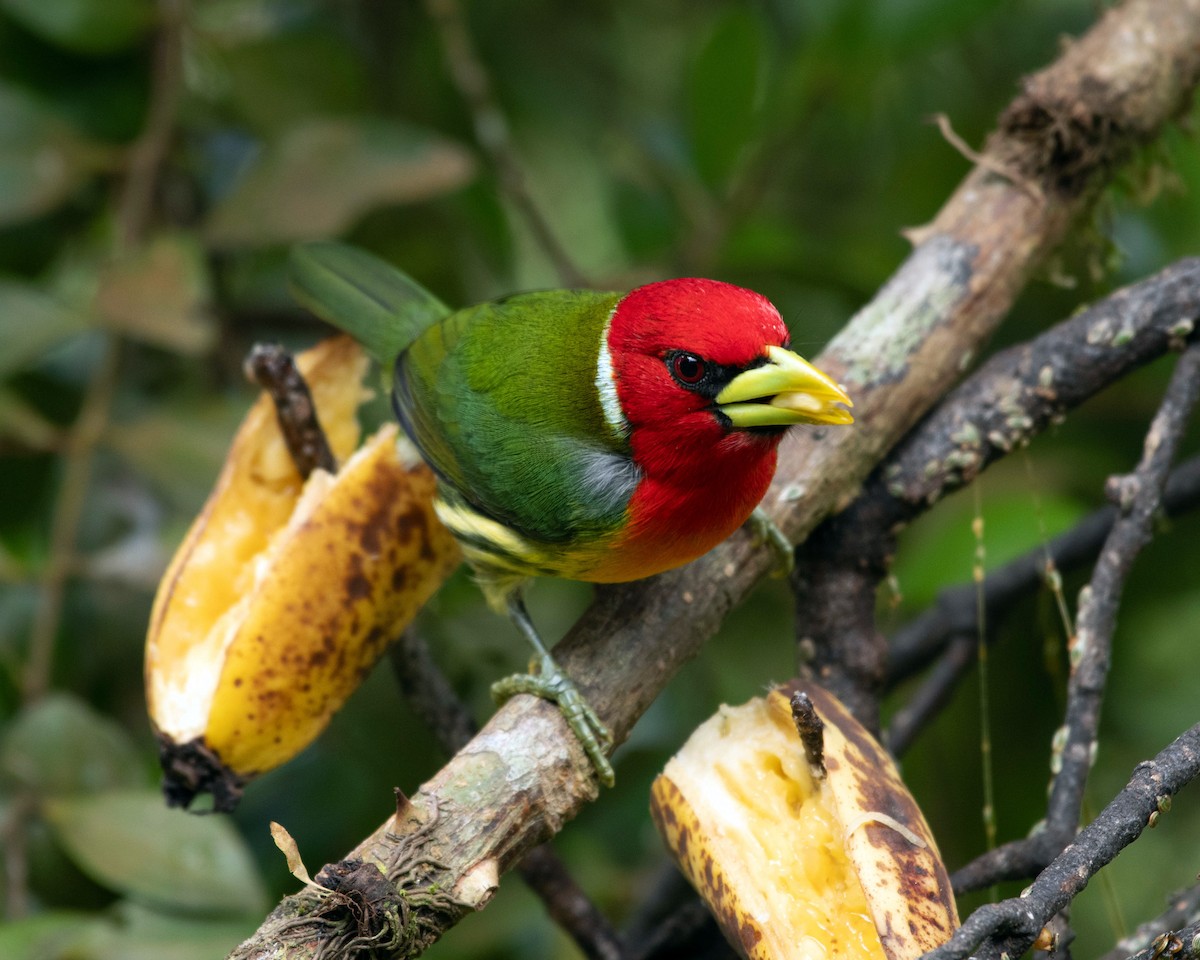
[517,846,627,960]
[885,454,1200,754]
[24,0,189,704]
[387,628,479,759]
[621,866,697,951]
[1097,885,1200,960]
[922,722,1200,960]
[116,0,186,250]
[1,794,35,918]
[950,343,1200,893]
[14,0,188,919]
[931,112,1044,203]
[422,0,588,287]
[22,338,121,703]
[630,899,736,960]
[886,633,975,757]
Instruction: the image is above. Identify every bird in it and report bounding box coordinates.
[290,245,854,787]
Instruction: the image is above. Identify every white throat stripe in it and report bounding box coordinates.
[595,306,628,440]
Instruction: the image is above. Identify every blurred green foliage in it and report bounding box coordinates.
[1,0,1199,958]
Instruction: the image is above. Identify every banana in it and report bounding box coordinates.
[650,682,959,960]
[145,336,461,811]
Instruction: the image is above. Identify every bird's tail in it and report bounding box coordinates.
[288,241,451,367]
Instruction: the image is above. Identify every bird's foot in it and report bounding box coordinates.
[492,656,615,788]
[747,505,795,577]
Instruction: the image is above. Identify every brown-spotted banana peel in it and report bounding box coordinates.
[145,336,461,811]
[650,682,959,960]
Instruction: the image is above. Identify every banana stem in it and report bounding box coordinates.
[244,343,337,477]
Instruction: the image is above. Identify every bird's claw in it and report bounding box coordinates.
[492,657,615,788]
[748,505,795,577]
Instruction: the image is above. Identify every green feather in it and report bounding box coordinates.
[395,289,638,546]
[287,242,450,364]
[289,244,639,557]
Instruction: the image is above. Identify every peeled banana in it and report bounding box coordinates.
[145,336,461,811]
[650,682,959,960]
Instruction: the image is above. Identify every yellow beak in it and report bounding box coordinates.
[715,345,854,429]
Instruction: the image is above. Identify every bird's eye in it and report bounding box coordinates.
[670,353,707,385]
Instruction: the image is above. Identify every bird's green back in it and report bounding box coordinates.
[288,242,639,547]
[395,290,638,544]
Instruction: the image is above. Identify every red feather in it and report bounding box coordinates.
[588,278,790,582]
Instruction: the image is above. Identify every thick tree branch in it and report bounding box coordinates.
[794,256,1200,729]
[228,2,1200,956]
[388,630,626,960]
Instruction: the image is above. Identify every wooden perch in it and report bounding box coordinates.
[228,1,1200,957]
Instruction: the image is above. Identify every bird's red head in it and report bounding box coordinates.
[593,277,851,582]
[605,277,790,440]
[594,278,790,577]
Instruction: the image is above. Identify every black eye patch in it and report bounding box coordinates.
[663,350,765,399]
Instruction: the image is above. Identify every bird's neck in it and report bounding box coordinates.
[591,426,781,582]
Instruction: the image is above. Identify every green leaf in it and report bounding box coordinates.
[687,10,765,189]
[613,180,677,259]
[70,902,259,960]
[289,241,450,364]
[43,790,268,915]
[92,234,217,354]
[205,26,368,136]
[0,0,152,54]
[0,911,94,960]
[1,694,145,795]
[0,386,63,448]
[105,397,247,511]
[190,0,321,46]
[0,83,112,225]
[204,118,476,249]
[0,279,90,376]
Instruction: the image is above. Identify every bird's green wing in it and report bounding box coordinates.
[395,289,639,544]
[288,242,450,364]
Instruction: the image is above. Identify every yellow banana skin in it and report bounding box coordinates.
[145,336,461,809]
[650,682,958,960]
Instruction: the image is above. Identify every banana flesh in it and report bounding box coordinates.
[145,336,461,810]
[650,683,958,960]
